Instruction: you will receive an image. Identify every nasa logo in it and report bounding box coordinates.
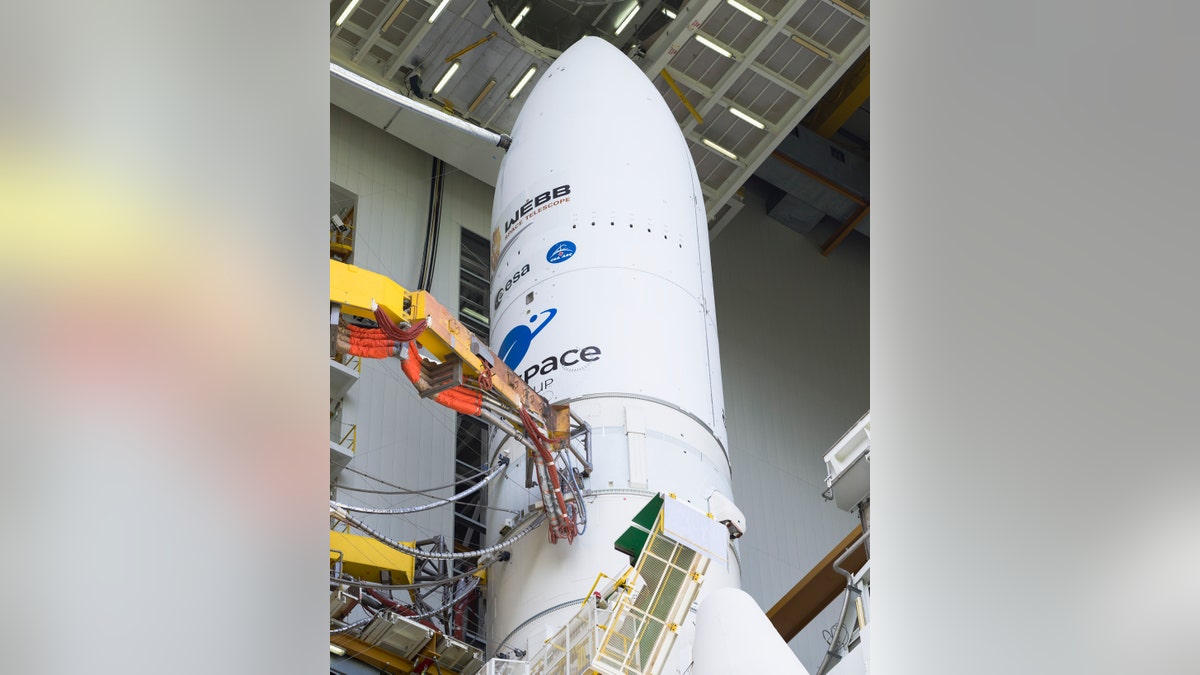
[546,240,576,264]
[497,309,557,369]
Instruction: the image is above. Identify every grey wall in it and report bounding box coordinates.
[331,104,494,546]
[711,179,870,672]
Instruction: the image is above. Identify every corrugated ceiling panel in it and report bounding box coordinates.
[675,36,733,90]
[703,6,764,54]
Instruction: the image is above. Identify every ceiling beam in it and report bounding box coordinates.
[702,28,868,216]
[331,0,360,43]
[662,67,780,133]
[679,0,815,136]
[353,0,410,63]
[385,2,440,79]
[638,0,727,77]
[822,204,869,256]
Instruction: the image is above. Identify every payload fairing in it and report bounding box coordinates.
[484,38,749,671]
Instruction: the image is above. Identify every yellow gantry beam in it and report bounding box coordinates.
[660,69,704,125]
[330,530,416,585]
[806,50,869,139]
[330,259,559,426]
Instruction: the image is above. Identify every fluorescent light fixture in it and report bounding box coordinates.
[433,61,460,95]
[509,65,537,99]
[661,8,677,19]
[512,5,531,29]
[330,644,347,656]
[726,0,763,22]
[335,0,361,26]
[461,306,490,326]
[616,3,640,35]
[728,106,765,129]
[428,0,451,23]
[469,79,496,112]
[702,138,738,161]
[694,35,732,58]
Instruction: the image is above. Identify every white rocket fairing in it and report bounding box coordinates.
[484,38,742,671]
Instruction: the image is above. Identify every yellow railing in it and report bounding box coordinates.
[339,424,357,453]
[335,352,363,372]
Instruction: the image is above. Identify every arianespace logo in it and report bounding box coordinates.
[547,240,576,264]
[497,308,603,385]
[498,309,557,370]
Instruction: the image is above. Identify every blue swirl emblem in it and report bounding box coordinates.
[546,240,576,264]
[498,308,557,369]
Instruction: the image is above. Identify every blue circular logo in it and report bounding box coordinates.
[547,240,576,264]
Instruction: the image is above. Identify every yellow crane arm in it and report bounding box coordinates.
[329,259,569,437]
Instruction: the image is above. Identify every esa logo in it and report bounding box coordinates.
[547,240,576,264]
[493,263,531,310]
[497,307,603,383]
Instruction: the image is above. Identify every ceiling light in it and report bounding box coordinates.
[433,61,461,95]
[469,79,496,112]
[616,4,640,35]
[694,35,732,58]
[428,0,451,24]
[661,8,677,19]
[511,5,531,29]
[728,107,765,129]
[335,0,361,27]
[702,138,738,161]
[509,65,537,99]
[330,644,347,656]
[726,0,763,22]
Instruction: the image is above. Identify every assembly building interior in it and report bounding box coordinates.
[328,1,870,673]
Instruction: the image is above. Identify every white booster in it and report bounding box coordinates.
[485,37,742,672]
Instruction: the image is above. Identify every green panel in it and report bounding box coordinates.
[613,494,664,566]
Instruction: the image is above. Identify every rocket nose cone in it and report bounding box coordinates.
[508,36,672,146]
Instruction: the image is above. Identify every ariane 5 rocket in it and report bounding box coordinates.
[484,37,751,672]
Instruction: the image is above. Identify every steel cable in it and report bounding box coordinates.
[332,457,507,515]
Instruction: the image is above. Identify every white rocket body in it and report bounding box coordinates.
[485,38,741,672]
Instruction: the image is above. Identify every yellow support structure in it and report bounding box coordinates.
[330,530,416,585]
[806,50,869,139]
[660,69,703,125]
[330,259,561,428]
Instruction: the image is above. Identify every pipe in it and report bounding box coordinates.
[815,529,870,675]
[832,528,869,584]
[418,157,444,292]
[331,63,513,149]
[331,457,508,515]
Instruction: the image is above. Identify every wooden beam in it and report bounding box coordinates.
[766,525,868,642]
[822,204,870,257]
[768,150,866,206]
